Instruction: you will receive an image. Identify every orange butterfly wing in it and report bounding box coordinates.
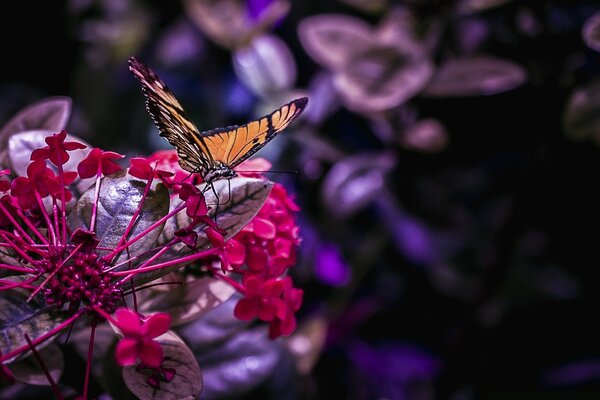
[130,56,308,177]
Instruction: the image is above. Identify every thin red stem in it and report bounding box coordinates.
[212,271,246,292]
[111,247,221,280]
[113,174,154,251]
[16,209,49,244]
[24,334,65,400]
[82,323,96,400]
[89,170,102,232]
[35,190,56,245]
[56,161,67,243]
[103,203,186,262]
[0,202,36,244]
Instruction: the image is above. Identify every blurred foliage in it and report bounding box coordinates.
[2,0,600,399]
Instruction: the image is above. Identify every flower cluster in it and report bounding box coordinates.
[144,152,305,339]
[0,128,303,398]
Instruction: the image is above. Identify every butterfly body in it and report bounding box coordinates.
[128,57,308,182]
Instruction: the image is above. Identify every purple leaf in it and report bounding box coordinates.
[334,47,434,113]
[298,14,372,70]
[0,97,71,147]
[423,56,526,97]
[321,151,397,218]
[233,34,297,97]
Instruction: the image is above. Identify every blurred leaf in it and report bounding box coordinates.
[184,0,290,49]
[423,56,526,97]
[285,315,328,375]
[233,34,297,97]
[305,71,341,125]
[0,97,71,149]
[375,7,440,58]
[0,288,69,364]
[178,294,249,348]
[321,151,397,218]
[583,11,600,53]
[122,331,202,400]
[7,131,93,192]
[334,47,434,113]
[139,277,236,327]
[68,170,169,265]
[298,14,372,70]
[193,326,280,398]
[400,118,449,153]
[563,81,600,143]
[10,343,63,386]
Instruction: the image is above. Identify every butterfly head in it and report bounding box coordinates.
[202,164,237,183]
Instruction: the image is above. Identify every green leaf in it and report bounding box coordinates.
[68,170,170,266]
[10,343,64,385]
[122,331,202,400]
[0,290,69,364]
[138,277,236,327]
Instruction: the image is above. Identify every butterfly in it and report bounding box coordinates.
[128,57,308,183]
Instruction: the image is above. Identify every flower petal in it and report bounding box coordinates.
[234,298,259,320]
[114,308,142,336]
[115,338,139,366]
[141,313,171,339]
[139,339,164,368]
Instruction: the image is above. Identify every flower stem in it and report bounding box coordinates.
[90,171,102,232]
[113,174,154,251]
[212,271,245,292]
[83,323,96,400]
[103,203,186,263]
[111,247,221,280]
[0,202,36,244]
[24,334,65,400]
[35,190,57,245]
[56,162,67,243]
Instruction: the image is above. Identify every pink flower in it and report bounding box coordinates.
[177,183,208,218]
[146,149,199,184]
[11,160,76,209]
[30,130,86,166]
[234,275,286,322]
[77,148,123,179]
[229,181,300,278]
[0,169,11,192]
[113,308,171,369]
[128,157,173,183]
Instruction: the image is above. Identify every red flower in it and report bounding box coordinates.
[268,277,303,339]
[146,149,199,184]
[77,148,123,179]
[234,276,286,322]
[128,157,173,182]
[113,308,171,369]
[0,169,10,192]
[229,181,300,278]
[11,160,75,209]
[30,130,86,166]
[177,183,208,218]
